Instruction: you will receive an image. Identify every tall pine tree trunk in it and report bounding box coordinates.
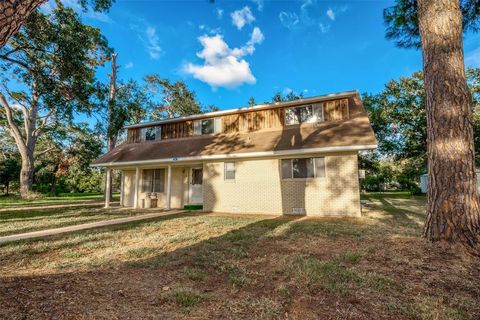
[106,53,118,202]
[418,0,480,246]
[108,53,118,151]
[0,0,46,48]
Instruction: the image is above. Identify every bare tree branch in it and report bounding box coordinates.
[0,92,27,157]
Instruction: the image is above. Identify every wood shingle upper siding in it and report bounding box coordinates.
[127,98,350,143]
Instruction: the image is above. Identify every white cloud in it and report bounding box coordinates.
[283,87,293,95]
[250,27,265,44]
[279,0,348,33]
[199,25,222,35]
[251,0,264,11]
[144,26,162,59]
[279,12,300,30]
[124,62,134,69]
[326,8,335,21]
[319,23,330,34]
[231,26,264,56]
[129,19,163,59]
[217,8,224,19]
[231,6,255,30]
[184,28,265,88]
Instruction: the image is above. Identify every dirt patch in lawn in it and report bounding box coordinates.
[1,195,480,319]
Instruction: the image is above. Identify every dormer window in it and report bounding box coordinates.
[141,126,161,141]
[285,103,323,125]
[194,118,222,135]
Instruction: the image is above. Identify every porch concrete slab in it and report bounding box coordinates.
[0,209,186,244]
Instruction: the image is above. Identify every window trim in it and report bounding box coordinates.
[281,157,326,180]
[142,168,166,193]
[224,161,236,180]
[201,118,215,135]
[284,104,324,126]
[142,126,161,142]
[194,117,222,135]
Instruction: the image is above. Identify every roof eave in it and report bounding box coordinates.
[90,143,377,168]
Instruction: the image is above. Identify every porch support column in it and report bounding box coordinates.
[119,171,124,207]
[104,168,112,208]
[166,165,172,210]
[134,167,140,209]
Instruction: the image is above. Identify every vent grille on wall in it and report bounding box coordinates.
[292,208,305,215]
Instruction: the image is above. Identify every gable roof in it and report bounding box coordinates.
[92,92,377,167]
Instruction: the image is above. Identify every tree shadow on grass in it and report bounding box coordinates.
[2,211,475,320]
[0,213,310,319]
[362,194,426,234]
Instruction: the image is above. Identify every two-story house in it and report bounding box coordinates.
[92,90,377,217]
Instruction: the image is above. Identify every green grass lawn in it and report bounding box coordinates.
[0,192,119,207]
[0,204,148,237]
[0,192,479,320]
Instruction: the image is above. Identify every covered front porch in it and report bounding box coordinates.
[103,163,204,210]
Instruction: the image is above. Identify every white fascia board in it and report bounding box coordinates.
[91,144,377,168]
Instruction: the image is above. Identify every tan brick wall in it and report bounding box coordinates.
[203,152,361,217]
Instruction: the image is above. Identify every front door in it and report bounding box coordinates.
[189,167,203,204]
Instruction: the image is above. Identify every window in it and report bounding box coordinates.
[281,157,325,179]
[142,169,165,193]
[191,168,203,185]
[142,126,161,141]
[285,104,323,125]
[224,162,235,180]
[201,119,214,134]
[194,118,222,135]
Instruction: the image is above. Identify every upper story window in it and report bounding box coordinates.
[285,103,323,125]
[281,157,325,179]
[194,118,222,135]
[141,126,161,141]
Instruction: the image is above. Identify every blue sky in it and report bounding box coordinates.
[41,0,480,111]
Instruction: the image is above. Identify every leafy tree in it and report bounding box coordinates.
[384,0,480,247]
[0,5,110,198]
[271,91,304,103]
[363,72,426,162]
[0,0,113,49]
[0,156,20,195]
[204,104,220,113]
[361,161,396,192]
[0,126,20,194]
[34,123,103,194]
[145,75,202,119]
[95,55,152,151]
[365,68,480,164]
[364,69,480,191]
[59,124,104,193]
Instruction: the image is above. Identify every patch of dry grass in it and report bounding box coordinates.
[0,205,142,237]
[0,193,479,319]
